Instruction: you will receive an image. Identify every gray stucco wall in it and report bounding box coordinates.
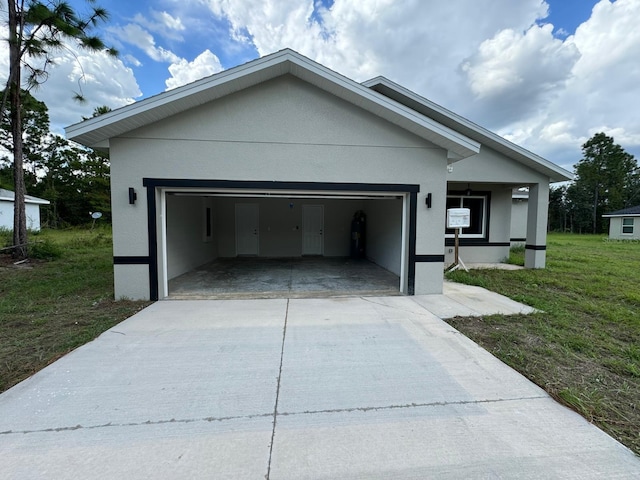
[510,199,528,241]
[443,184,514,265]
[110,75,447,299]
[446,147,550,266]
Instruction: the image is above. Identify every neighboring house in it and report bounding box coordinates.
[510,187,529,244]
[603,205,640,240]
[0,188,50,231]
[65,49,571,301]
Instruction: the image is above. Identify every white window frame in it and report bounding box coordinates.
[445,194,487,239]
[622,217,634,235]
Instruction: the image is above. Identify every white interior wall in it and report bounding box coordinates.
[213,197,365,257]
[166,195,218,279]
[364,198,402,275]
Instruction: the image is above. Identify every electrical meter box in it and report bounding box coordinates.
[447,208,471,229]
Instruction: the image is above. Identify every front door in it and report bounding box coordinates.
[236,203,259,255]
[302,205,324,255]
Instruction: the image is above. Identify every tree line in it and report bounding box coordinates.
[548,133,640,234]
[0,90,111,228]
[2,0,115,259]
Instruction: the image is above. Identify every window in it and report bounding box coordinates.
[445,194,487,238]
[622,218,634,235]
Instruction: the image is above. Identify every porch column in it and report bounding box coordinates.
[525,182,549,268]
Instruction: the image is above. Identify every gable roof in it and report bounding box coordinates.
[65,49,480,160]
[0,188,50,205]
[603,205,640,217]
[362,77,572,183]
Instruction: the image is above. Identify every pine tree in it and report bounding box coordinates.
[2,0,116,258]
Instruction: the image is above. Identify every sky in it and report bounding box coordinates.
[1,0,639,173]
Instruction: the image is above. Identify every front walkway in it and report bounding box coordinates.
[1,288,638,479]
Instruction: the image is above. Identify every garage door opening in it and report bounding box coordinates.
[157,187,410,299]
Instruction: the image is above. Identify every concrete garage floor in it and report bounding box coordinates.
[1,292,639,479]
[169,257,400,299]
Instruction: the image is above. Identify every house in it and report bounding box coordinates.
[0,188,50,231]
[65,49,571,301]
[603,205,640,240]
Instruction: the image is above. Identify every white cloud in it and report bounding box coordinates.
[133,10,186,41]
[109,23,181,63]
[165,49,224,90]
[0,24,141,133]
[197,0,640,168]
[461,24,578,100]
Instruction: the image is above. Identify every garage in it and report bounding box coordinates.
[66,49,535,301]
[148,180,416,299]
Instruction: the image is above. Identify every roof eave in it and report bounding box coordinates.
[362,76,573,183]
[65,49,480,159]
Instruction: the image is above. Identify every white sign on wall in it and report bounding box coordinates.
[447,208,471,229]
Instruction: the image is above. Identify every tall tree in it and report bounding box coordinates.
[0,89,50,179]
[572,133,638,234]
[548,185,568,232]
[2,0,116,258]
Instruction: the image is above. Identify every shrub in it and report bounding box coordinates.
[28,238,63,260]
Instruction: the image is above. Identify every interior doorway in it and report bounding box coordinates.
[302,204,324,255]
[235,203,259,255]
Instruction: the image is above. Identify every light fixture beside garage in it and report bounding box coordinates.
[425,193,432,208]
[128,188,137,205]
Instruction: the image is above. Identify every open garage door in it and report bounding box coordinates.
[144,179,419,300]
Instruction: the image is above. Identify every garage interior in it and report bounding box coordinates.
[163,191,406,299]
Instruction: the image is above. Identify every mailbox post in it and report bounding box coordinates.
[446,208,470,272]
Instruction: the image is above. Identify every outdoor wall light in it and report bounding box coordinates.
[128,187,137,205]
[465,183,472,196]
[425,193,432,208]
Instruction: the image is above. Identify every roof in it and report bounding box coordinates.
[603,205,640,217]
[0,188,50,205]
[65,49,480,160]
[362,77,573,183]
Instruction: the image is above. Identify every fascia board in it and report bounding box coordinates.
[363,76,573,182]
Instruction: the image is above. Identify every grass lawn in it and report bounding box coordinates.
[0,227,150,393]
[446,233,639,456]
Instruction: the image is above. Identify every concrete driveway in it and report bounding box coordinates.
[1,288,639,479]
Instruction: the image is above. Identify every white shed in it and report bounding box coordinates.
[0,188,50,231]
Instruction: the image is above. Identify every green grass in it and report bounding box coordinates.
[0,227,150,392]
[446,233,640,455]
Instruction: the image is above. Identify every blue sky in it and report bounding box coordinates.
[2,0,638,170]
